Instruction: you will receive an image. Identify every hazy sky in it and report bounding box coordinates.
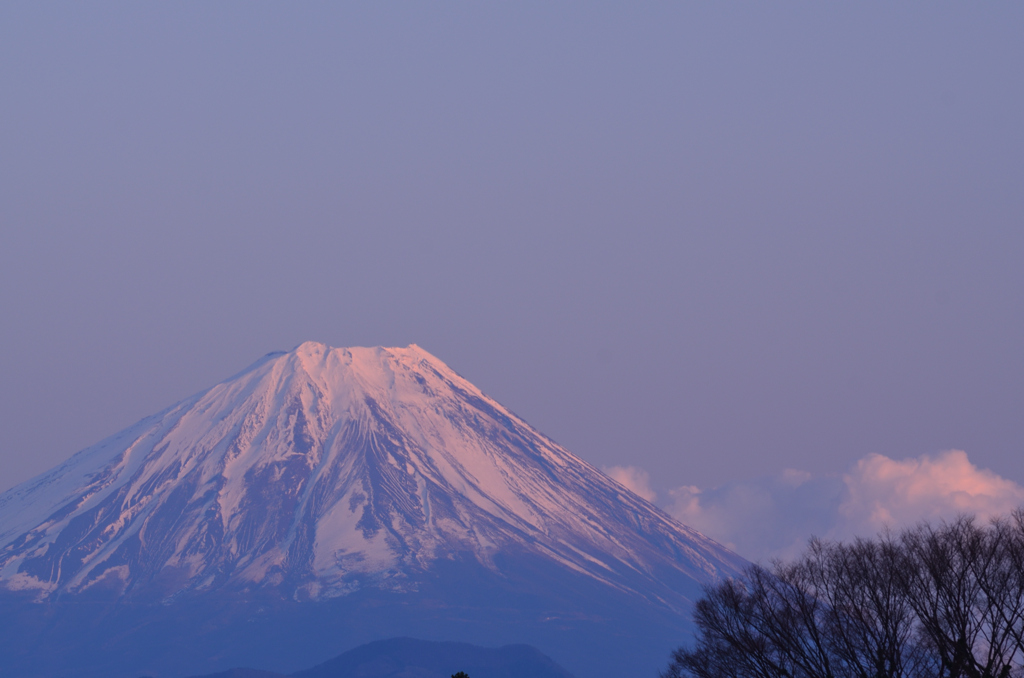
[2,3,1022,521]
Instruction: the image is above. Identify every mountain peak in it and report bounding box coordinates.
[0,344,743,606]
[259,342,481,428]
[291,340,432,359]
[285,342,452,384]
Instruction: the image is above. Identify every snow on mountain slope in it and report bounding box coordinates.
[0,342,744,603]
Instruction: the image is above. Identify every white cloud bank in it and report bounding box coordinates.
[609,450,1024,563]
[837,450,1024,536]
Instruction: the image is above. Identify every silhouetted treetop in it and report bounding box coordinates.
[664,510,1024,678]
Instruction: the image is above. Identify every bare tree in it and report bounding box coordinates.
[808,536,933,678]
[664,512,1024,678]
[899,516,1024,678]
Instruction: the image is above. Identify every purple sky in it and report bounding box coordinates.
[2,4,1022,543]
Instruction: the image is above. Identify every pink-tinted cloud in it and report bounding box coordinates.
[603,465,658,503]
[837,450,1024,536]
[654,450,1024,562]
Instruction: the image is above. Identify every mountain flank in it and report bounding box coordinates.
[0,343,745,678]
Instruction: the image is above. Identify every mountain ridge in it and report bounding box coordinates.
[0,342,741,604]
[0,342,745,678]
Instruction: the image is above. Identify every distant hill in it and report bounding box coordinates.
[294,637,575,678]
[186,637,575,678]
[186,671,287,678]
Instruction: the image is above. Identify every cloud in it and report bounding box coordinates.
[656,450,1024,563]
[665,471,843,562]
[603,465,658,503]
[837,450,1024,537]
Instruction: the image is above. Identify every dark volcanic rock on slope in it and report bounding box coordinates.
[0,343,746,678]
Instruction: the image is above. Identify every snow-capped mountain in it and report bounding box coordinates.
[0,342,741,603]
[0,342,746,678]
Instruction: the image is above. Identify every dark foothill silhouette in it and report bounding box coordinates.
[185,637,575,678]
